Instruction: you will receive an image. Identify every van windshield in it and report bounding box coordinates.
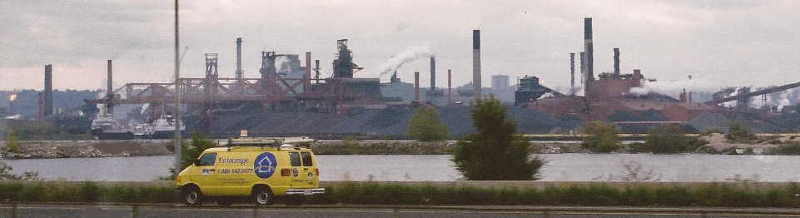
[197,153,216,166]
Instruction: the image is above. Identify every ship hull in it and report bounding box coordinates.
[151,130,184,139]
[91,129,134,140]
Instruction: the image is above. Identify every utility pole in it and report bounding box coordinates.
[173,0,182,174]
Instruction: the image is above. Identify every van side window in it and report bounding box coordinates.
[301,152,313,166]
[197,153,216,166]
[289,152,301,167]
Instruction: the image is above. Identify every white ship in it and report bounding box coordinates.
[149,114,185,139]
[90,113,134,140]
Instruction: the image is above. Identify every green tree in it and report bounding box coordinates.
[726,122,756,142]
[165,133,217,179]
[452,97,544,180]
[642,124,694,153]
[5,130,20,153]
[407,106,449,141]
[180,133,217,170]
[581,121,620,152]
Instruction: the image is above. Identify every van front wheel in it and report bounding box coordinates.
[253,187,273,206]
[182,185,203,206]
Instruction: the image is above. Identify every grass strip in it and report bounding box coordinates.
[0,182,797,207]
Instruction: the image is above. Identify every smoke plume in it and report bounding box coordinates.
[629,76,720,98]
[376,47,433,77]
[750,87,798,111]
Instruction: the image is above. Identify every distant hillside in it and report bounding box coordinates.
[0,89,101,118]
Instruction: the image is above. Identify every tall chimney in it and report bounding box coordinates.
[613,48,620,75]
[44,64,53,117]
[414,71,420,102]
[314,59,320,82]
[106,60,113,115]
[472,30,482,99]
[569,53,575,95]
[579,51,585,94]
[430,56,436,91]
[305,52,312,90]
[632,69,643,87]
[235,37,243,81]
[448,69,452,104]
[584,18,594,84]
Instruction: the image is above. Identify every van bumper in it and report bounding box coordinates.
[285,188,325,196]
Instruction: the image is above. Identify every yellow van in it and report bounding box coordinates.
[176,137,324,206]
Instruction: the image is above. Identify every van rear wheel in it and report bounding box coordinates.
[253,187,273,206]
[182,185,203,206]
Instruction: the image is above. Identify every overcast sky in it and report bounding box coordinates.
[1,0,799,93]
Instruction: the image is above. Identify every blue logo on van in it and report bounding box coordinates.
[254,152,277,179]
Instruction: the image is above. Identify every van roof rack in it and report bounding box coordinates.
[226,136,315,148]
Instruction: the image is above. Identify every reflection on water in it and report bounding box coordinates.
[3,154,800,182]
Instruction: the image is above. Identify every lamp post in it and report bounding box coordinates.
[173,0,183,174]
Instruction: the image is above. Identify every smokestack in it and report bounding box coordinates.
[305,52,312,89]
[44,64,53,117]
[632,69,643,87]
[584,18,594,83]
[235,37,243,81]
[430,56,436,91]
[414,71,420,102]
[448,69,452,104]
[314,59,320,82]
[472,29,482,99]
[613,48,620,75]
[579,51,585,94]
[106,60,113,115]
[569,53,575,95]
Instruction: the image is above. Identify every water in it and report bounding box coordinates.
[3,154,800,182]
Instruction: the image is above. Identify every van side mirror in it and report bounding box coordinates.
[193,159,200,166]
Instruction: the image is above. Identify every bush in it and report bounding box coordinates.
[581,121,620,152]
[639,124,705,154]
[163,133,218,179]
[179,133,217,169]
[771,143,800,155]
[5,130,20,153]
[726,122,756,143]
[453,97,544,180]
[407,106,449,142]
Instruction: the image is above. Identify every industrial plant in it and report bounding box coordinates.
[6,17,800,139]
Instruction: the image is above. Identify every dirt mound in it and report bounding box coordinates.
[206,105,578,138]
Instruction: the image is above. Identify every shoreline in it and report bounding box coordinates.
[0,137,797,159]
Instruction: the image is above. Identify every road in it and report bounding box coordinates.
[3,204,800,218]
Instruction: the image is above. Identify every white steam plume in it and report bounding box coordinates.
[376,47,433,77]
[751,88,796,111]
[629,76,722,98]
[721,88,741,108]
